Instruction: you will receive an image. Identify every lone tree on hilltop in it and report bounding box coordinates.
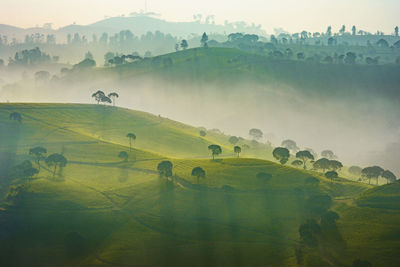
[100,95,112,105]
[157,161,173,179]
[126,133,136,152]
[234,146,242,158]
[249,129,263,140]
[108,92,119,106]
[296,150,314,170]
[272,147,290,165]
[199,130,207,137]
[29,146,47,171]
[118,151,128,162]
[92,90,105,104]
[362,166,384,185]
[9,112,22,123]
[192,167,206,183]
[45,153,67,177]
[208,144,222,160]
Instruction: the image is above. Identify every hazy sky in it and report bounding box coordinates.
[1,0,399,33]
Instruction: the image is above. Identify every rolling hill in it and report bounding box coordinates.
[0,103,399,266]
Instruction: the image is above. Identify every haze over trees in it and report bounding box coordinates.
[157,161,173,179]
[29,147,47,171]
[234,146,242,158]
[191,167,206,183]
[296,150,314,170]
[249,129,263,140]
[208,144,222,160]
[45,153,67,177]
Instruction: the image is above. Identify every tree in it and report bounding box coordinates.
[9,112,22,123]
[45,153,67,177]
[199,130,207,137]
[92,90,105,104]
[296,150,314,170]
[395,26,399,37]
[29,146,47,171]
[321,150,335,159]
[339,25,346,35]
[326,26,332,37]
[345,52,357,64]
[234,146,242,158]
[126,133,136,152]
[325,171,338,182]
[313,158,330,173]
[229,136,239,145]
[328,160,343,171]
[208,144,222,160]
[192,167,206,183]
[180,40,188,50]
[108,92,119,106]
[361,166,384,185]
[282,139,298,152]
[157,161,173,178]
[352,25,357,36]
[11,160,38,180]
[273,147,290,165]
[349,166,362,177]
[201,32,209,48]
[291,160,303,167]
[118,151,128,162]
[249,129,263,140]
[382,170,397,184]
[100,95,112,105]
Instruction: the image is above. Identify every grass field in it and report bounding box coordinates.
[0,103,399,266]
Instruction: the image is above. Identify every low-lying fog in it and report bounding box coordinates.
[1,70,399,175]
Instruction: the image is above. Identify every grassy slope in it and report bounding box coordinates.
[0,103,398,266]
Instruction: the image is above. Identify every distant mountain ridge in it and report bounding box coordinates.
[0,15,266,41]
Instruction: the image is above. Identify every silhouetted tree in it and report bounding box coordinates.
[126,133,136,152]
[339,25,346,35]
[273,147,290,164]
[234,146,242,158]
[29,146,47,171]
[313,158,329,172]
[249,128,263,140]
[180,40,188,50]
[100,95,112,105]
[157,161,173,179]
[208,144,222,160]
[395,26,399,37]
[201,32,209,48]
[108,92,119,106]
[11,160,38,180]
[92,90,105,104]
[45,153,67,177]
[9,112,22,123]
[362,166,384,185]
[352,25,357,36]
[326,26,332,37]
[296,150,314,170]
[382,170,397,184]
[199,130,206,137]
[118,151,128,162]
[328,160,343,171]
[192,167,206,183]
[325,171,338,182]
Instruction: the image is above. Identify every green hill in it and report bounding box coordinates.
[0,103,399,266]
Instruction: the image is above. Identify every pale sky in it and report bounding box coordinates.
[1,0,399,33]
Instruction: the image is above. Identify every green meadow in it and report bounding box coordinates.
[0,103,399,266]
